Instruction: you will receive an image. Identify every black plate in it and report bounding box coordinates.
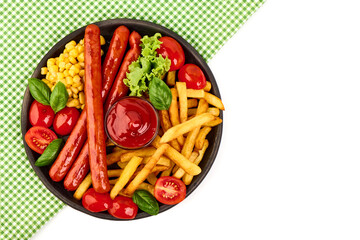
[21,19,223,220]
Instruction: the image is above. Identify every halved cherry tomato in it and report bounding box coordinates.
[157,36,185,71]
[178,64,206,89]
[154,176,186,205]
[53,107,80,135]
[24,126,57,154]
[82,188,112,212]
[108,195,138,219]
[29,100,55,128]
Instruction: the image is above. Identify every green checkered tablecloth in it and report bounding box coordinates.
[0,0,264,239]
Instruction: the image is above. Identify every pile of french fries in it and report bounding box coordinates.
[73,70,225,201]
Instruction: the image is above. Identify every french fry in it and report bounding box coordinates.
[110,156,143,199]
[160,160,175,177]
[195,126,212,149]
[152,136,201,176]
[106,149,129,165]
[182,140,209,185]
[124,144,169,195]
[73,173,92,200]
[160,113,215,143]
[159,110,181,151]
[173,151,199,179]
[186,89,205,98]
[203,117,223,127]
[137,182,155,195]
[152,165,169,172]
[166,71,176,86]
[107,169,124,178]
[109,178,120,185]
[204,81,211,92]
[187,99,198,108]
[181,99,208,158]
[113,146,125,152]
[117,161,128,169]
[207,107,220,117]
[142,156,171,167]
[169,88,185,145]
[146,172,158,185]
[120,147,157,162]
[204,92,225,110]
[176,82,188,123]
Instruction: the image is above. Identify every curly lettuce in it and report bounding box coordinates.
[123,33,171,97]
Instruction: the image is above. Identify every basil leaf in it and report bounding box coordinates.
[132,189,159,215]
[28,78,51,105]
[50,81,69,113]
[149,77,172,110]
[35,139,63,167]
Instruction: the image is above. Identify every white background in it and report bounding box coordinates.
[33,1,360,239]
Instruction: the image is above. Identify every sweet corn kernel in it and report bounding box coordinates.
[77,85,84,91]
[100,35,106,45]
[51,85,56,91]
[79,62,85,68]
[48,74,56,81]
[63,53,69,58]
[77,52,84,62]
[66,76,73,85]
[55,57,60,66]
[79,69,85,77]
[73,75,81,83]
[47,83,54,89]
[71,87,79,94]
[79,39,84,45]
[42,79,49,84]
[79,92,85,104]
[74,63,81,70]
[69,56,77,64]
[65,42,75,51]
[66,88,72,97]
[57,72,64,80]
[73,93,78,99]
[67,99,81,108]
[41,67,48,75]
[63,70,69,77]
[81,104,85,110]
[59,62,66,69]
[69,48,79,58]
[69,65,80,74]
[76,45,84,53]
[47,58,56,66]
[68,69,76,77]
[72,81,82,87]
[59,54,65,62]
[49,65,58,74]
[65,63,72,70]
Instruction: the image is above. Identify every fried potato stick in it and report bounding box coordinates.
[110,156,143,199]
[169,88,185,145]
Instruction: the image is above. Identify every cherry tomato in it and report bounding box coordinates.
[53,107,80,135]
[157,36,185,71]
[29,100,55,128]
[178,64,206,89]
[24,126,57,154]
[154,176,186,205]
[82,188,112,212]
[108,195,138,219]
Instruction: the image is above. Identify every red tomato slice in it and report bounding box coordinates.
[154,176,186,205]
[157,36,185,71]
[24,126,57,154]
[108,195,138,219]
[82,188,112,212]
[178,64,206,89]
[53,107,80,135]
[29,100,55,128]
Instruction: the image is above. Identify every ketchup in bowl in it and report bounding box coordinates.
[105,97,159,149]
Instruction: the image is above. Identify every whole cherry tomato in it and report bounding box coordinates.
[108,195,138,219]
[24,126,58,154]
[157,36,185,71]
[53,107,80,135]
[29,100,55,128]
[178,64,206,89]
[154,176,186,205]
[82,188,112,212]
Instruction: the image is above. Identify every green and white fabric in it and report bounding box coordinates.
[0,0,264,239]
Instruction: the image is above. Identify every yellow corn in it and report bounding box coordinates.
[79,69,85,77]
[47,58,55,67]
[81,104,85,110]
[100,35,106,45]
[67,98,80,107]
[77,85,84,91]
[73,75,81,83]
[79,92,85,104]
[69,48,79,58]
[57,72,64,80]
[77,52,84,62]
[71,87,79,94]
[66,88,73,98]
[69,56,77,64]
[66,76,73,85]
[73,93,78,99]
[41,67,48,75]
[49,65,58,74]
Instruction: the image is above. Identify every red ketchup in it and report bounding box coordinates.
[105,97,159,149]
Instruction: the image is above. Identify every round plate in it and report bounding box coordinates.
[21,18,223,220]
